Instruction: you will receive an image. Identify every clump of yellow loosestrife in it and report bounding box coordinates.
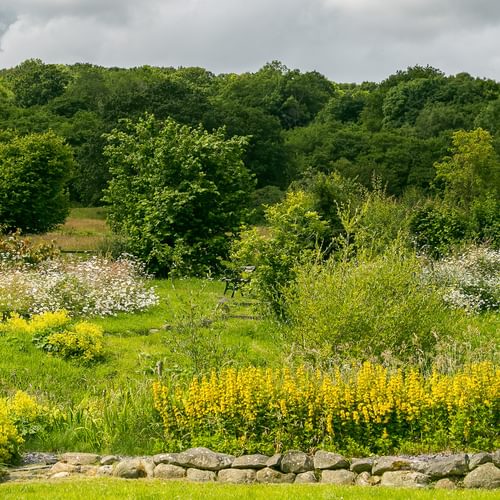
[0,401,23,465]
[0,310,103,363]
[153,362,500,455]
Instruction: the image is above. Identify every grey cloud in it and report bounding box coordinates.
[0,0,499,81]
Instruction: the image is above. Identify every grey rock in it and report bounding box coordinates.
[176,447,234,471]
[380,471,431,488]
[153,464,186,479]
[463,463,500,489]
[256,467,295,483]
[232,454,269,469]
[153,453,181,466]
[186,468,216,482]
[100,455,120,466]
[96,465,113,477]
[140,458,155,478]
[51,472,71,479]
[113,459,148,479]
[80,465,98,476]
[50,462,80,474]
[266,454,282,469]
[218,468,256,484]
[350,457,374,474]
[425,454,469,478]
[469,452,492,470]
[372,456,412,476]
[295,471,318,483]
[434,478,457,489]
[321,469,356,485]
[60,453,100,466]
[280,450,313,474]
[355,471,372,486]
[492,450,500,467]
[313,450,349,470]
[370,475,382,485]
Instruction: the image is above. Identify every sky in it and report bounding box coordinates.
[1,0,500,82]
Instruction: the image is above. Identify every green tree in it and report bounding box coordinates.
[0,131,73,233]
[10,59,70,108]
[104,114,253,275]
[435,128,500,209]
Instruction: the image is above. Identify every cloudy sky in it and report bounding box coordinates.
[1,0,499,82]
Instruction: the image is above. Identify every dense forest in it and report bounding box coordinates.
[0,59,499,274]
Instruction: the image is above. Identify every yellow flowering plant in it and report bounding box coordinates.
[153,362,499,455]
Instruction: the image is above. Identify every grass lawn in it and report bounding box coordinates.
[1,479,498,500]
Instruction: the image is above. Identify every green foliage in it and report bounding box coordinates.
[104,114,253,275]
[0,131,73,233]
[10,59,70,108]
[283,246,468,367]
[231,190,329,316]
[435,128,500,209]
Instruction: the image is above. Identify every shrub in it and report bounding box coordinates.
[0,255,158,317]
[153,362,500,455]
[424,246,500,312]
[282,246,467,367]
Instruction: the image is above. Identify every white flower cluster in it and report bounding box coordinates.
[424,247,500,312]
[0,255,159,317]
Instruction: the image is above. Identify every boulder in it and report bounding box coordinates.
[350,457,374,474]
[100,455,120,466]
[153,463,186,479]
[313,451,349,470]
[218,468,256,484]
[186,468,216,482]
[355,471,372,486]
[266,454,282,469]
[463,463,500,489]
[232,454,269,469]
[280,450,313,474]
[51,472,71,479]
[152,453,181,466]
[469,452,492,470]
[434,478,457,489]
[295,471,318,483]
[256,467,295,483]
[80,465,98,476]
[321,469,356,485]
[380,471,430,488]
[176,447,234,471]
[60,452,100,466]
[424,454,469,478]
[96,465,113,477]
[372,456,412,476]
[113,459,147,479]
[50,462,79,474]
[492,450,500,468]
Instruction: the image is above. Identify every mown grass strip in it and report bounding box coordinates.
[1,479,499,500]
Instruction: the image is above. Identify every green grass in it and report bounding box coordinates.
[1,480,498,500]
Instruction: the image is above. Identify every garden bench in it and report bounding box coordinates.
[222,266,255,298]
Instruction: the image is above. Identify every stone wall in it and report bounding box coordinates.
[5,448,500,489]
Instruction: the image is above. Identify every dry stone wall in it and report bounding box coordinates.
[3,448,500,489]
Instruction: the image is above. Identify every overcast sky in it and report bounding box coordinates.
[1,0,500,82]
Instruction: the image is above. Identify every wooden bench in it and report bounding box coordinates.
[222,266,255,298]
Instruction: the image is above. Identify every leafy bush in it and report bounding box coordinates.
[0,255,158,317]
[231,190,329,317]
[104,114,253,275]
[424,246,500,312]
[0,131,73,233]
[153,362,500,455]
[282,246,467,367]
